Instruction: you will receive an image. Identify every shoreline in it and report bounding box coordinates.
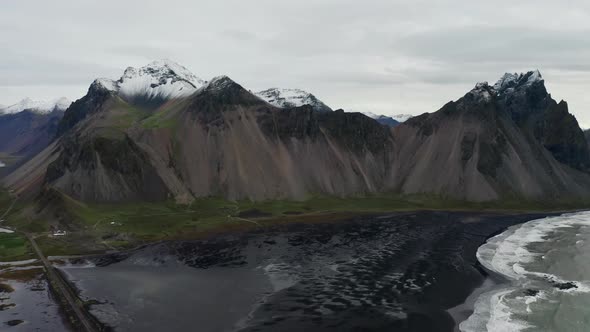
[444,215,556,332]
[447,264,513,331]
[84,208,583,256]
[0,208,576,331]
[52,210,565,332]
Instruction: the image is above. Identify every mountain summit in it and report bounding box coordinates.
[493,70,543,93]
[255,88,333,112]
[94,59,206,104]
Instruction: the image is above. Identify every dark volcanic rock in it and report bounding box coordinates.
[45,133,169,202]
[553,281,577,290]
[56,80,114,137]
[259,107,393,155]
[5,320,24,326]
[537,100,590,171]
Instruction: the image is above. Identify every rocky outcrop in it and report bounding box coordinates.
[56,80,115,136]
[45,131,169,202]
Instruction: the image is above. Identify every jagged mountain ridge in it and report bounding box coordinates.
[4,63,590,204]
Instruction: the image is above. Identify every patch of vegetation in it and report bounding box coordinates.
[0,283,14,293]
[0,268,43,282]
[141,102,185,129]
[0,233,33,261]
[110,101,146,130]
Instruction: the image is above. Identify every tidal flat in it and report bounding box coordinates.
[58,211,553,332]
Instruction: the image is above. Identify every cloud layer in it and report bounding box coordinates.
[2,0,590,126]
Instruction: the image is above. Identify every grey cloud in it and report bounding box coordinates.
[1,0,590,125]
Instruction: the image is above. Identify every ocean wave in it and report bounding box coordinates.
[461,211,590,332]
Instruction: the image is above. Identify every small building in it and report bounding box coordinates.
[53,230,67,236]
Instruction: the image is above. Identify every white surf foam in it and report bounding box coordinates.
[478,212,590,282]
[462,211,590,332]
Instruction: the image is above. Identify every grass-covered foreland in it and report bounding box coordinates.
[1,187,589,257]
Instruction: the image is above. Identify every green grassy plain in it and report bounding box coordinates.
[1,187,589,257]
[0,233,32,261]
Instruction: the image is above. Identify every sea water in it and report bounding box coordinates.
[461,211,590,332]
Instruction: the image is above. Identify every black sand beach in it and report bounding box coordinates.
[60,211,554,332]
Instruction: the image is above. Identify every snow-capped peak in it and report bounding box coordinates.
[255,88,332,112]
[94,59,207,102]
[205,75,235,91]
[391,114,414,123]
[360,112,400,127]
[470,81,494,102]
[0,97,72,114]
[361,112,414,123]
[493,70,543,93]
[362,111,380,119]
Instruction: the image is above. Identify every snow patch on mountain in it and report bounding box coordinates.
[363,112,414,123]
[361,112,401,127]
[493,70,543,94]
[0,97,72,114]
[471,82,494,102]
[93,59,206,101]
[205,75,234,91]
[255,88,332,112]
[391,114,414,122]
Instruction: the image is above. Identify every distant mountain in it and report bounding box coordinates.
[362,112,400,127]
[391,114,414,123]
[0,97,71,114]
[0,98,69,176]
[5,63,590,204]
[362,112,416,127]
[255,88,333,113]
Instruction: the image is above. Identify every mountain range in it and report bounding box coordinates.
[362,112,414,127]
[2,60,589,205]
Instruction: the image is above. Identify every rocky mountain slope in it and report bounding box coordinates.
[394,71,590,200]
[4,62,590,204]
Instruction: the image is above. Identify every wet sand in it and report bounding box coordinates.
[0,265,69,331]
[59,211,553,332]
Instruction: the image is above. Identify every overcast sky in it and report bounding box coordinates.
[2,0,590,126]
